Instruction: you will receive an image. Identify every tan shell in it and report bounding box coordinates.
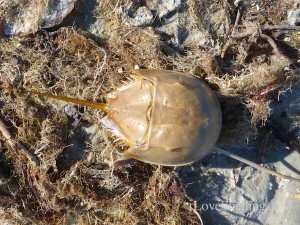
[101,69,222,166]
[33,69,222,166]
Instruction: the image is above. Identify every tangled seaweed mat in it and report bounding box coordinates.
[0,27,203,224]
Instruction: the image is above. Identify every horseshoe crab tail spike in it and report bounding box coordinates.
[31,90,108,112]
[213,147,300,183]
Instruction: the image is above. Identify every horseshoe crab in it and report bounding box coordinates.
[32,69,222,166]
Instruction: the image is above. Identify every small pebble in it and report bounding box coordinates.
[288,9,300,26]
[123,6,153,27]
[117,68,123,74]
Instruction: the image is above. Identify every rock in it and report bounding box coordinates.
[64,105,80,126]
[123,6,153,27]
[288,9,300,26]
[3,0,77,36]
[122,0,182,27]
[148,0,182,19]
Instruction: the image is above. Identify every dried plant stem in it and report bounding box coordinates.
[259,34,282,57]
[228,31,252,39]
[261,25,300,31]
[192,205,203,225]
[213,147,300,183]
[222,6,244,58]
[0,118,39,166]
[232,7,244,34]
[235,25,300,31]
[226,9,295,58]
[228,31,283,57]
[221,42,232,58]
